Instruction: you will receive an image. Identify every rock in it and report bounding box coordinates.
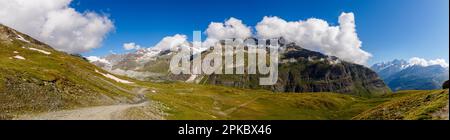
[443,80,449,89]
[201,43,391,96]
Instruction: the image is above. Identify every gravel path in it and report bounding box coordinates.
[15,101,150,120]
[15,86,164,120]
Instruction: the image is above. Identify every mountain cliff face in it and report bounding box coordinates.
[89,48,174,81]
[0,24,137,119]
[93,39,390,96]
[371,60,449,91]
[199,43,390,97]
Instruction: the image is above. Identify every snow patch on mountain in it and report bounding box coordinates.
[371,58,449,91]
[185,75,198,83]
[16,34,30,43]
[95,69,133,84]
[108,68,165,81]
[29,48,51,55]
[13,55,26,60]
[373,58,449,73]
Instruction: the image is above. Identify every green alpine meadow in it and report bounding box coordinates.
[1,0,449,121]
[1,24,448,120]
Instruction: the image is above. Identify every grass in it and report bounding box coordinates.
[138,80,448,120]
[353,90,449,120]
[0,25,140,119]
[1,25,447,120]
[138,81,409,120]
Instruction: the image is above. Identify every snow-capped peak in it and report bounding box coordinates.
[372,58,449,73]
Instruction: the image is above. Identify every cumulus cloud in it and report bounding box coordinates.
[255,12,371,65]
[0,0,114,53]
[203,17,252,48]
[408,57,449,68]
[123,42,141,50]
[86,56,110,65]
[153,34,189,51]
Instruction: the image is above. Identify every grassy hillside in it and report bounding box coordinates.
[140,82,381,120]
[0,24,138,119]
[2,24,447,120]
[354,90,449,120]
[139,80,448,120]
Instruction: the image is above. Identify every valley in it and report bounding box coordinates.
[10,79,449,120]
[139,82,449,120]
[0,24,448,120]
[371,59,449,91]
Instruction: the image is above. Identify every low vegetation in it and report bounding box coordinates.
[354,90,449,120]
[1,24,448,120]
[140,81,448,120]
[0,25,138,119]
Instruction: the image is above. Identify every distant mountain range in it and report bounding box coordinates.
[90,38,390,96]
[371,59,449,91]
[1,24,448,120]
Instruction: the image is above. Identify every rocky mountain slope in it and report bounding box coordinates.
[198,42,390,97]
[0,24,148,119]
[89,48,174,82]
[92,39,390,97]
[1,24,447,120]
[371,59,409,79]
[371,59,449,91]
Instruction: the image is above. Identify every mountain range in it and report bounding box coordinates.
[90,38,390,97]
[371,59,449,91]
[0,24,162,119]
[1,24,448,120]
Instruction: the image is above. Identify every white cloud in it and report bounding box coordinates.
[0,0,114,53]
[255,12,371,65]
[132,34,190,62]
[133,34,209,64]
[153,34,189,51]
[203,17,252,48]
[123,42,141,50]
[408,57,449,68]
[86,56,110,65]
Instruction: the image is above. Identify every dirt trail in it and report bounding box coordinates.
[15,101,150,120]
[15,81,163,120]
[223,97,260,115]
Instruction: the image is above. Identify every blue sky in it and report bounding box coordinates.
[73,0,449,65]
